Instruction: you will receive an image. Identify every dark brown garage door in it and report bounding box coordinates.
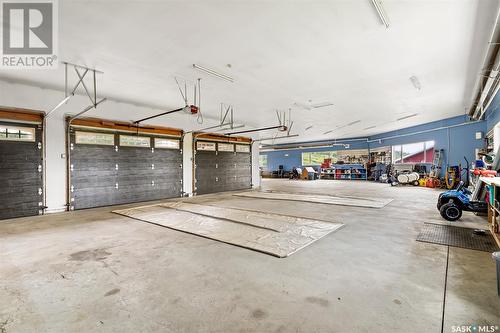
[69,120,183,210]
[194,139,252,195]
[0,114,44,220]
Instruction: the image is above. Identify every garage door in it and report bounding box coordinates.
[0,112,44,220]
[194,137,252,195]
[69,119,183,210]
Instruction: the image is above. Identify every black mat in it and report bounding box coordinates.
[416,223,499,252]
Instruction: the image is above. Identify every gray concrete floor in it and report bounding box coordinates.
[1,179,499,333]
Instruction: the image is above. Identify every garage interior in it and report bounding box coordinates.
[1,1,500,332]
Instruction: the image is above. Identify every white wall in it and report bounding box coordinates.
[251,141,261,188]
[0,80,258,212]
[182,132,194,196]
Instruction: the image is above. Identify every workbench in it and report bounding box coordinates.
[480,177,500,247]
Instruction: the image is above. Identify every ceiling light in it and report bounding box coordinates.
[312,102,334,109]
[293,102,311,110]
[323,130,333,135]
[371,0,390,28]
[397,113,418,121]
[305,125,313,131]
[347,120,361,126]
[409,76,421,90]
[363,125,376,130]
[193,64,234,83]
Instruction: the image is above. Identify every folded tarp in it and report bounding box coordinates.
[113,202,344,258]
[233,191,393,208]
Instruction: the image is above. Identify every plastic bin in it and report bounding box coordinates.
[494,252,500,296]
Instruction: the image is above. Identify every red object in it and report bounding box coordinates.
[189,105,199,114]
[472,169,496,177]
[321,158,332,169]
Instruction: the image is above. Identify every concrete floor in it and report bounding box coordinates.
[1,179,499,333]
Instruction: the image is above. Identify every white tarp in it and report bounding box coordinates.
[233,191,393,208]
[113,202,344,258]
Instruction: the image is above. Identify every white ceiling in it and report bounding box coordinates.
[0,0,499,143]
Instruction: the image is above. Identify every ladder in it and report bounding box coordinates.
[430,149,444,178]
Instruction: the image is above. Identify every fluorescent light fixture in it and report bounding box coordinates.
[363,125,376,130]
[371,0,390,28]
[323,120,360,135]
[293,102,311,110]
[305,125,313,131]
[193,64,234,83]
[312,102,334,109]
[409,76,421,90]
[397,113,418,121]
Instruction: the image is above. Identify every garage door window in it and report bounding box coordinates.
[197,141,216,151]
[75,131,114,145]
[154,138,179,149]
[120,135,151,147]
[0,125,35,142]
[218,143,234,152]
[235,144,250,153]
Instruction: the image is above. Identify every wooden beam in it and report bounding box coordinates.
[195,132,252,143]
[70,117,183,137]
[0,107,44,123]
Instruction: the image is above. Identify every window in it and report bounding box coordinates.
[392,141,434,163]
[235,144,250,153]
[154,138,179,149]
[120,135,151,147]
[75,131,114,145]
[301,151,338,165]
[218,143,234,152]
[0,125,35,142]
[197,141,216,151]
[259,155,268,169]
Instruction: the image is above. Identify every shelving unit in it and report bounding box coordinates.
[482,177,500,248]
[320,164,367,180]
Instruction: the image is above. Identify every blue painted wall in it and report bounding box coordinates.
[261,115,486,175]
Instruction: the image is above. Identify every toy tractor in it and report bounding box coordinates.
[437,181,488,221]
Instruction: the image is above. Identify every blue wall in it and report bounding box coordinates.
[262,115,486,174]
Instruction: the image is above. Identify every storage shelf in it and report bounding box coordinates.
[320,164,367,180]
[485,178,500,248]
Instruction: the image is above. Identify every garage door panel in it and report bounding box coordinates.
[0,207,41,219]
[153,149,182,158]
[72,177,118,189]
[0,151,42,162]
[194,141,251,195]
[151,164,182,172]
[71,146,116,155]
[72,170,117,179]
[70,130,182,209]
[2,193,43,206]
[0,122,43,220]
[0,177,43,189]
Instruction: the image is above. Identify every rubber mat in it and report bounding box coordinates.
[416,223,499,252]
[233,191,393,208]
[113,202,344,258]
